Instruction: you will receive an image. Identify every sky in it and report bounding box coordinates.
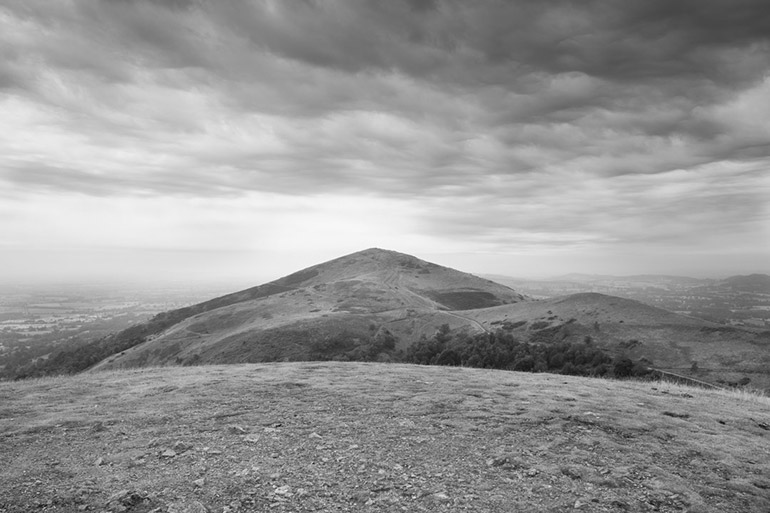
[1,0,769,286]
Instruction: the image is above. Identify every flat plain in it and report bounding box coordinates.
[1,362,769,512]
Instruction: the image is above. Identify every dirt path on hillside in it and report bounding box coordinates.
[443,311,490,334]
[1,363,769,512]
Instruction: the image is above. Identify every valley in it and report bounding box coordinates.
[0,283,234,380]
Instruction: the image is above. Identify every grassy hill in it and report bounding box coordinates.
[1,362,769,512]
[12,249,769,392]
[721,274,770,294]
[463,293,770,390]
[88,248,527,371]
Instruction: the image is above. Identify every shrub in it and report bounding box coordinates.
[613,357,634,378]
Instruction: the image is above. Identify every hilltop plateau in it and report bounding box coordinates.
[1,362,769,512]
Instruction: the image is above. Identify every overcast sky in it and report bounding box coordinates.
[1,0,769,285]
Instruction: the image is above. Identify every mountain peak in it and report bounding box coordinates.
[88,248,528,371]
[282,248,525,310]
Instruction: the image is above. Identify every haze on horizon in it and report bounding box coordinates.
[1,0,768,287]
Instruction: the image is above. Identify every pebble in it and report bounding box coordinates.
[274,485,291,496]
[173,441,193,453]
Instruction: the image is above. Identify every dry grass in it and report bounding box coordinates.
[652,379,770,407]
[2,363,769,512]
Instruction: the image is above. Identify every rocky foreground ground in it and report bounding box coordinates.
[1,362,769,512]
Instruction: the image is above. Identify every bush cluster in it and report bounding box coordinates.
[406,325,650,379]
[309,327,398,362]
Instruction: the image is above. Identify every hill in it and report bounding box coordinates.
[1,362,768,512]
[462,292,770,387]
[721,274,770,294]
[13,248,769,391]
[483,271,770,329]
[88,248,526,371]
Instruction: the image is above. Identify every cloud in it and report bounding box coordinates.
[0,0,768,278]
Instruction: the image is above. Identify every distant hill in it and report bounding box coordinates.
[721,274,770,293]
[547,273,710,285]
[485,273,714,290]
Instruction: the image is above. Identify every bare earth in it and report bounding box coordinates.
[1,362,769,512]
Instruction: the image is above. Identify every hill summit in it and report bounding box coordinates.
[269,248,527,310]
[90,248,526,370]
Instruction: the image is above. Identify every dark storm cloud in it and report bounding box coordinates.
[197,0,770,88]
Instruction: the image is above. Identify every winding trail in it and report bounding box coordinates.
[443,311,489,334]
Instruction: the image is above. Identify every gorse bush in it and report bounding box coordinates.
[405,326,647,379]
[309,326,399,362]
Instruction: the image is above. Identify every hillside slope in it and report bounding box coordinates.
[464,293,770,390]
[13,247,757,391]
[90,248,526,370]
[1,363,769,512]
[721,273,770,293]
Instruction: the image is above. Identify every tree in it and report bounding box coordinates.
[548,353,565,370]
[435,349,462,366]
[435,324,452,344]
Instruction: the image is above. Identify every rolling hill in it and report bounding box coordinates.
[20,248,766,390]
[462,293,770,389]
[720,273,770,294]
[89,248,527,370]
